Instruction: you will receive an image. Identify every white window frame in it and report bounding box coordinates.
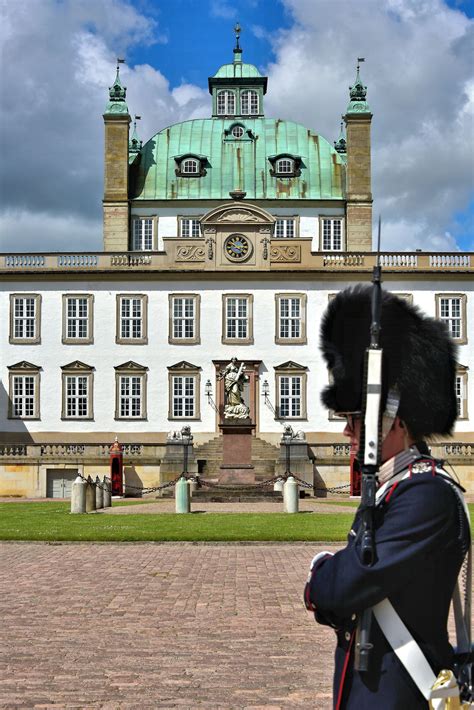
[62,294,93,344]
[241,90,259,115]
[231,125,244,138]
[217,90,235,115]
[181,158,200,175]
[132,217,154,251]
[167,362,202,420]
[9,294,41,344]
[274,218,296,239]
[275,294,307,344]
[116,295,148,345]
[321,218,344,251]
[275,158,294,175]
[222,294,254,344]
[436,294,467,344]
[119,375,143,419]
[179,218,201,238]
[455,371,468,420]
[66,375,89,419]
[169,294,200,344]
[278,375,302,418]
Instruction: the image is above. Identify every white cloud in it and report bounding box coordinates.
[210,1,238,20]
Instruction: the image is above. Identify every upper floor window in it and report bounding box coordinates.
[168,361,201,420]
[217,90,235,115]
[62,295,93,344]
[132,218,154,251]
[269,154,302,178]
[275,219,296,238]
[116,294,148,345]
[276,158,294,175]
[222,294,254,345]
[8,361,41,419]
[241,90,258,115]
[182,158,199,175]
[231,124,245,138]
[179,218,201,238]
[175,155,207,178]
[436,294,467,344]
[9,294,41,344]
[274,361,308,420]
[275,294,307,344]
[114,362,148,420]
[455,367,468,420]
[169,294,200,345]
[321,218,344,251]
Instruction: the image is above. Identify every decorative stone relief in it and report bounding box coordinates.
[176,245,205,262]
[270,245,301,262]
[218,210,259,223]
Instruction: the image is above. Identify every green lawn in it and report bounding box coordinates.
[0,502,471,543]
[0,501,353,542]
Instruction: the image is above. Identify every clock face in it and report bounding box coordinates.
[224,234,252,262]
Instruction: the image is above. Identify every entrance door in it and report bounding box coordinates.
[46,470,78,498]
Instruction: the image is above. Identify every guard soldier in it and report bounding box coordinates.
[305,286,471,709]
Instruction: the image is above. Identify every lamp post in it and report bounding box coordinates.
[181,425,192,477]
[283,424,295,477]
[262,379,270,404]
[205,379,213,403]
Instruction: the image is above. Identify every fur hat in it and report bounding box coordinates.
[320,285,458,438]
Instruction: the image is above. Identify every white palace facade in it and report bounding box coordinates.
[1,39,473,497]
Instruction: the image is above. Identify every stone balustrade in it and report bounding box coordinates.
[1,249,472,273]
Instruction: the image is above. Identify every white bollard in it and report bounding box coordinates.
[85,476,96,512]
[283,476,299,513]
[71,475,87,514]
[95,476,104,509]
[103,476,112,508]
[175,476,190,513]
[274,477,284,492]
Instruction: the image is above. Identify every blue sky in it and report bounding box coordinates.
[0,0,473,252]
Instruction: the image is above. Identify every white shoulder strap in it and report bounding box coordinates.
[372,599,459,708]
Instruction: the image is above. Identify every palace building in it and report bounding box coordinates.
[1,33,473,497]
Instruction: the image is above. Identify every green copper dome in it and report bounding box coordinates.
[212,61,263,79]
[130,117,345,201]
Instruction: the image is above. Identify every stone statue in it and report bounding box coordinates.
[218,357,250,419]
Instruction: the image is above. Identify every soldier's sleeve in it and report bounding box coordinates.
[307,474,460,621]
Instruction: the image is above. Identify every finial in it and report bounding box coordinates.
[105,57,129,115]
[234,22,241,50]
[348,56,368,104]
[334,121,346,154]
[129,115,142,153]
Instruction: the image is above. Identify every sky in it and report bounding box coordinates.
[0,0,473,253]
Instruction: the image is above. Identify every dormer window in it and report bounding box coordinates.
[174,154,208,178]
[241,90,259,115]
[269,154,302,178]
[231,124,245,138]
[217,90,235,115]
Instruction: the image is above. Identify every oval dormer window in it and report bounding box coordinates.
[241,90,259,115]
[181,158,200,175]
[231,125,245,138]
[217,90,235,116]
[276,158,294,175]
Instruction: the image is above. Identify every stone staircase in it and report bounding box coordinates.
[193,434,280,482]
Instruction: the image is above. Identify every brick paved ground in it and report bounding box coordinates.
[0,542,337,709]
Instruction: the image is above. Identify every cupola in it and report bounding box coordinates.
[346,58,371,115]
[104,59,129,116]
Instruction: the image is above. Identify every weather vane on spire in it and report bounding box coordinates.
[234,22,241,50]
[357,57,365,70]
[116,57,125,71]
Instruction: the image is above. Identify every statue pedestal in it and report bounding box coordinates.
[218,419,255,485]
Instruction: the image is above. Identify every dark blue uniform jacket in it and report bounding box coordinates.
[306,466,470,709]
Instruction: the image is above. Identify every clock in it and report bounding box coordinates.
[224,234,252,262]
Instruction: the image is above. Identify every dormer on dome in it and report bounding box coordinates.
[208,25,267,118]
[104,59,130,116]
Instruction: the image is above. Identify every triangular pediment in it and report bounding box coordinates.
[274,361,308,371]
[114,361,148,372]
[167,361,201,371]
[61,360,94,372]
[457,363,468,372]
[7,361,41,371]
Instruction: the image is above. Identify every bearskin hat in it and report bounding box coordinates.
[320,285,458,439]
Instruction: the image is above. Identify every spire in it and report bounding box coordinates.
[233,22,242,62]
[334,120,347,154]
[346,57,371,115]
[129,115,142,154]
[104,58,129,116]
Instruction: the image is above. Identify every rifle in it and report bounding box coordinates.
[354,216,383,673]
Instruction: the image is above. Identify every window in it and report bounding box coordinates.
[276,158,294,175]
[231,125,244,138]
[9,294,41,344]
[7,362,41,419]
[269,155,302,178]
[132,218,154,251]
[436,294,467,343]
[62,295,93,344]
[217,90,235,115]
[115,362,148,420]
[241,90,258,115]
[275,294,307,344]
[116,295,148,344]
[222,294,253,344]
[321,218,344,251]
[168,361,201,420]
[61,361,94,420]
[274,219,296,238]
[455,367,468,420]
[275,362,308,420]
[169,294,200,344]
[181,158,199,175]
[179,218,201,238]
